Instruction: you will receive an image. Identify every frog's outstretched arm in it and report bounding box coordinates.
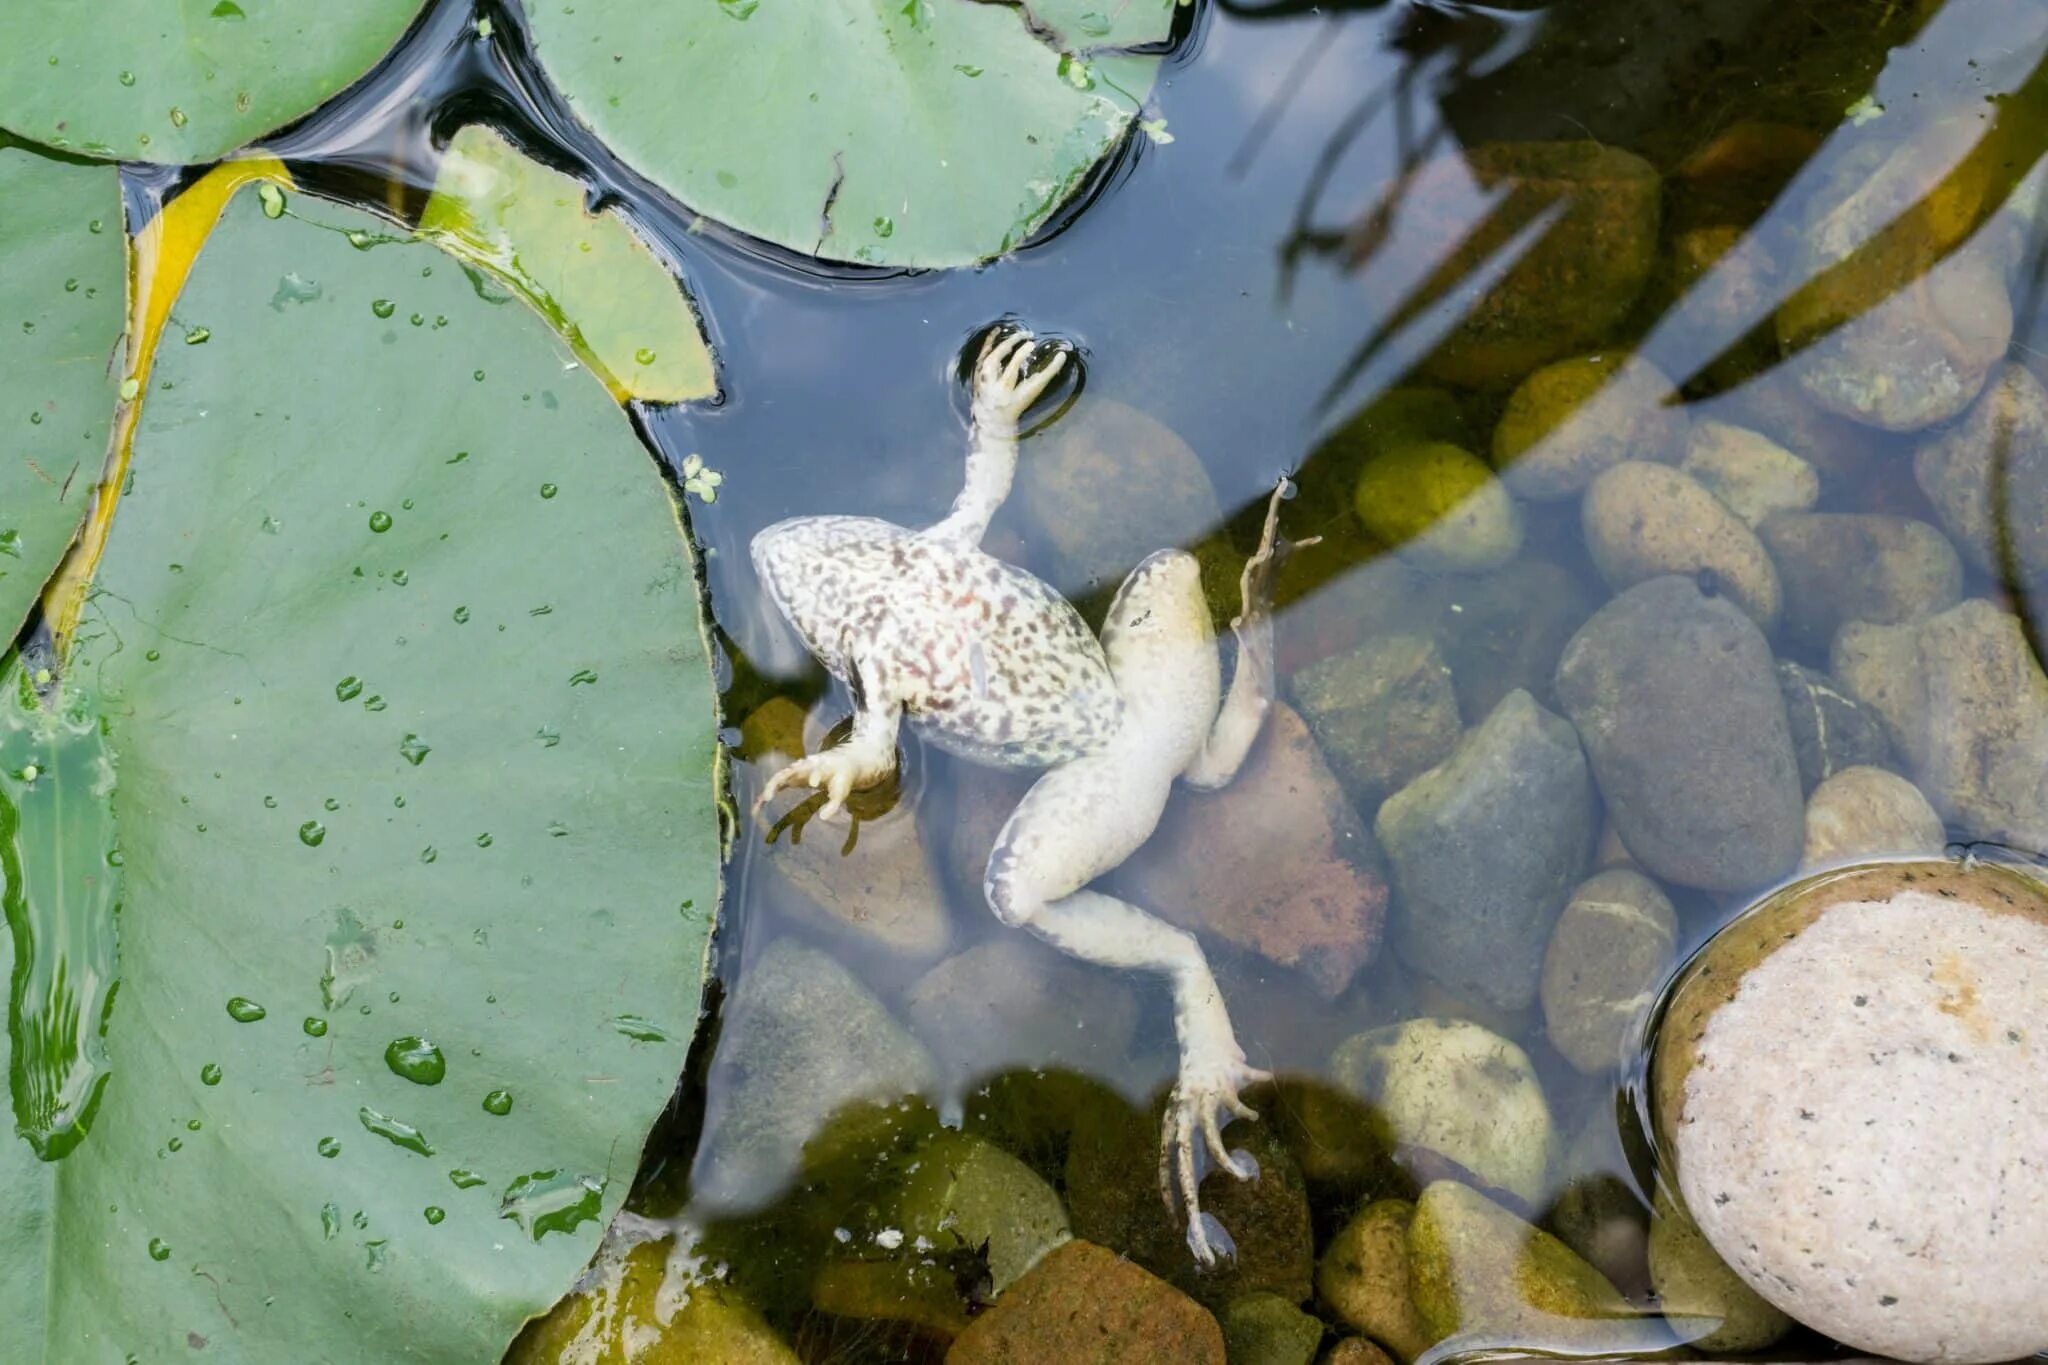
[752,677,901,823]
[1184,478,1315,790]
[926,326,1068,549]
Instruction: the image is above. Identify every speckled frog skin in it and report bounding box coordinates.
[751,325,1305,1265]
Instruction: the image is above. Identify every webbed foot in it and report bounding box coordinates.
[1159,1044,1273,1267]
[753,746,888,824]
[973,324,1071,429]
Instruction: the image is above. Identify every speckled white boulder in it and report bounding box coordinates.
[1655,861,2048,1364]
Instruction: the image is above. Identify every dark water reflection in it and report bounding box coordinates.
[169,0,2048,1356]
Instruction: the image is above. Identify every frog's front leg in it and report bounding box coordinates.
[985,755,1271,1266]
[753,689,901,823]
[1185,477,1315,789]
[925,325,1070,549]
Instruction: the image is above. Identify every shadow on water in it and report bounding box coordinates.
[101,0,2048,1355]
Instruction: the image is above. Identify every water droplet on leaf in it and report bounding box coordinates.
[225,997,266,1023]
[358,1106,434,1156]
[384,1037,446,1086]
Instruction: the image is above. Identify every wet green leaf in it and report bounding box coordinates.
[0,186,720,1360]
[0,0,426,163]
[524,0,1175,267]
[0,147,124,644]
[419,124,717,405]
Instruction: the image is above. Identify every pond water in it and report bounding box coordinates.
[81,0,2048,1358]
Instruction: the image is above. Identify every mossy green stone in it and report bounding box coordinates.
[1221,1292,1328,1365]
[886,1130,1071,1293]
[1407,1182,1631,1345]
[1317,1199,1435,1362]
[1353,442,1522,573]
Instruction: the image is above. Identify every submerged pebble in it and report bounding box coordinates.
[1353,441,1522,573]
[1377,690,1594,1012]
[947,1239,1224,1363]
[1799,765,1945,870]
[1556,576,1803,891]
[1677,420,1818,528]
[1331,1018,1557,1206]
[1581,461,1781,629]
[1492,353,1686,500]
[1317,1199,1434,1362]
[1539,867,1677,1074]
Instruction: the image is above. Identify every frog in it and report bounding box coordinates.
[750,324,1311,1265]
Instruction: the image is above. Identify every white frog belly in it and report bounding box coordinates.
[752,514,1123,767]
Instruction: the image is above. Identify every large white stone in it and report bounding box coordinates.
[1674,883,2048,1364]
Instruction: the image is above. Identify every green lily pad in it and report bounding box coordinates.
[419,124,718,404]
[0,185,720,1360]
[524,0,1175,267]
[0,146,124,645]
[0,0,426,163]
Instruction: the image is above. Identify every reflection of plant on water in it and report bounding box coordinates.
[1230,0,2048,672]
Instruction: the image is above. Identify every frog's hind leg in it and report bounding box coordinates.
[983,755,1270,1266]
[924,326,1069,549]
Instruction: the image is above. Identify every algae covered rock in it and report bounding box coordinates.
[1582,461,1782,629]
[1331,1019,1557,1206]
[948,1238,1225,1364]
[1547,1174,1650,1298]
[1540,868,1678,1075]
[1397,141,1662,388]
[1491,353,1685,500]
[508,1237,799,1365]
[1377,690,1595,1011]
[1407,1182,1634,1346]
[1222,1292,1329,1365]
[1066,1103,1313,1311]
[1354,441,1522,572]
[884,1130,1070,1293]
[1317,1199,1435,1362]
[1647,1186,1793,1353]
